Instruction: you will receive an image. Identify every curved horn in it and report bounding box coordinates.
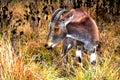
[51,8,63,22]
[51,8,66,22]
[55,8,66,20]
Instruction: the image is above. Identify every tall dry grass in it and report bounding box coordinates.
[0,0,120,80]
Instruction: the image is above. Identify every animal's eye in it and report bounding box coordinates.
[54,28,59,32]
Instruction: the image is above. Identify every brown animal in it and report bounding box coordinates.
[45,8,99,65]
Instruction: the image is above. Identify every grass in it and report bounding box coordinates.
[0,0,120,80]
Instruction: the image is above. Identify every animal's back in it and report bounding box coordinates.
[64,8,99,45]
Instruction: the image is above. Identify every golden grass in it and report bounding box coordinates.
[0,1,120,80]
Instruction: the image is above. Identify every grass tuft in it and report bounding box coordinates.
[0,1,120,80]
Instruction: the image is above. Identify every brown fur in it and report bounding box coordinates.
[63,8,99,45]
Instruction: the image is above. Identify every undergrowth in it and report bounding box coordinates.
[0,0,120,80]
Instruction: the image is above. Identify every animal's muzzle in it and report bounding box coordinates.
[44,43,53,50]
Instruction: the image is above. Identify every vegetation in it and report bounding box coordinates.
[0,0,120,80]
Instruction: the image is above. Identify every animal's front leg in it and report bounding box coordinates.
[61,47,68,64]
[90,46,97,65]
[62,38,75,64]
[76,46,83,63]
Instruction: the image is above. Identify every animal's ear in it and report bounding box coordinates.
[64,15,74,26]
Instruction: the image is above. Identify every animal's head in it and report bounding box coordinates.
[45,8,74,49]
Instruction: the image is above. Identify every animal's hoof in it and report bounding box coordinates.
[91,61,96,65]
